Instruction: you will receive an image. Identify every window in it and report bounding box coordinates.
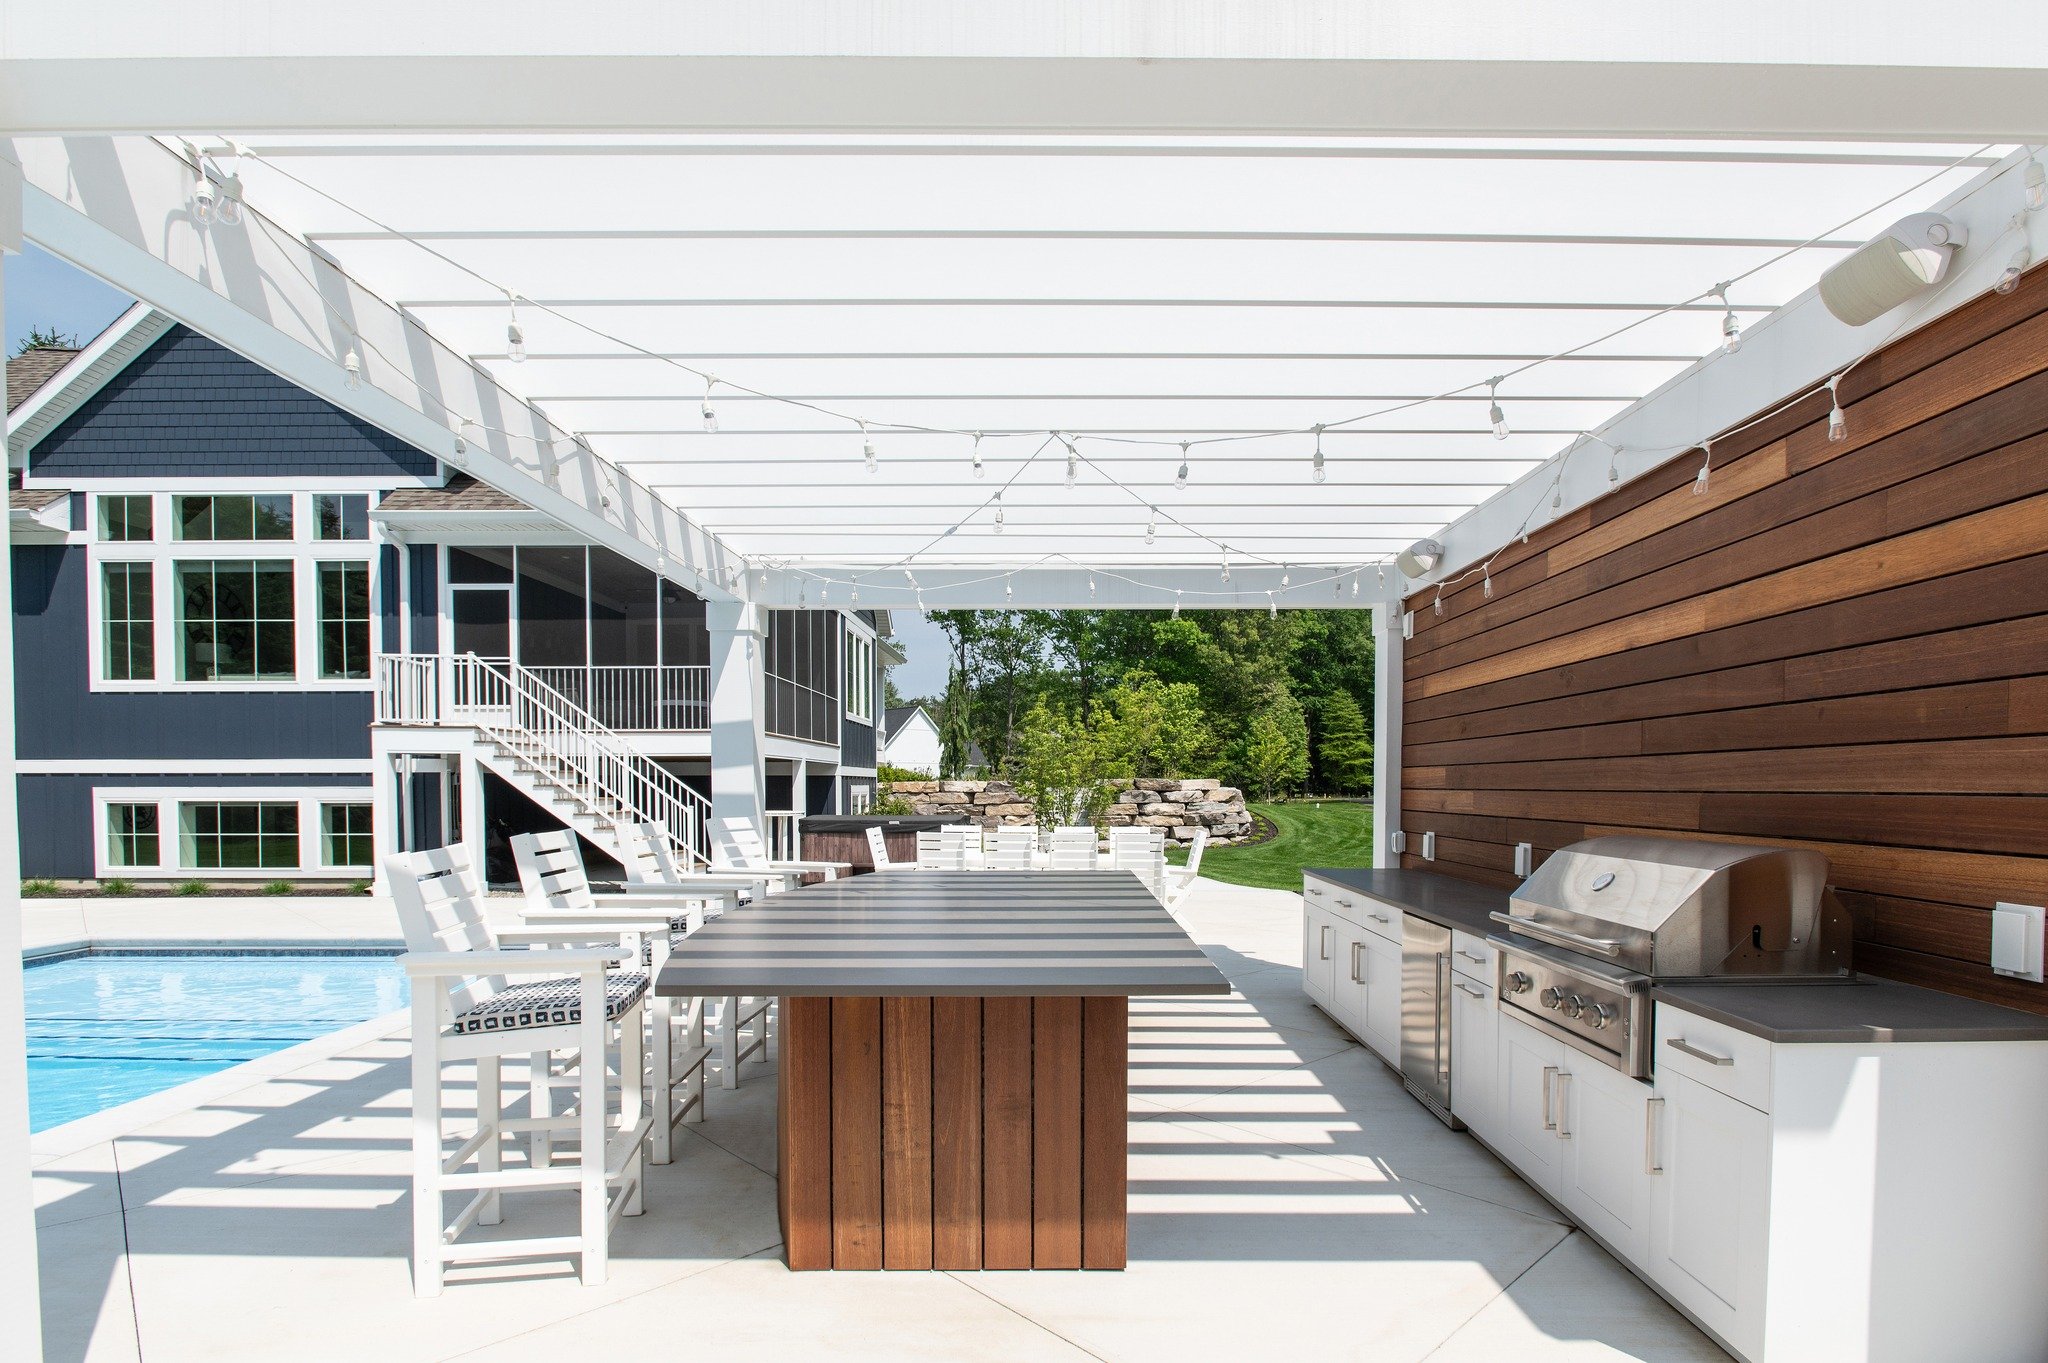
[101,563,155,681]
[181,801,300,869]
[849,786,872,814]
[106,803,160,868]
[321,803,373,867]
[844,627,876,722]
[174,493,293,541]
[98,495,153,541]
[315,494,370,541]
[317,561,371,680]
[177,560,296,681]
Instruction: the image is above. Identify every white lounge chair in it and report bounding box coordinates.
[985,825,1038,870]
[511,831,723,1163]
[390,844,655,1295]
[1047,826,1098,870]
[1163,828,1209,911]
[714,815,852,888]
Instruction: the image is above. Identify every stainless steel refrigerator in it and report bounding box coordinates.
[1399,915,1460,1127]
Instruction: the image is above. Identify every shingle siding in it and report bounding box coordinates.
[26,324,438,481]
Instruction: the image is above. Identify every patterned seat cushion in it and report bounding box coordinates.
[451,971,650,1035]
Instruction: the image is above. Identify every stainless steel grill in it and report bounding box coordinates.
[1488,835,1852,1076]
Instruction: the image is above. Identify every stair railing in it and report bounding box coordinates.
[447,652,712,867]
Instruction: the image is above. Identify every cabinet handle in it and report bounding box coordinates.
[1554,1072,1572,1139]
[1306,885,1324,897]
[1319,925,1331,961]
[1455,948,1487,964]
[1349,940,1363,984]
[1367,912,1391,925]
[1666,1037,1734,1066]
[1645,1096,1664,1175]
[1454,980,1488,999]
[1435,952,1449,1080]
[1542,1065,1558,1131]
[1336,897,1354,908]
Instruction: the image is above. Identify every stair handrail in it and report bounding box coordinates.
[449,652,712,867]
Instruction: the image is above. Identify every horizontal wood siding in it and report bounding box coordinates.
[1399,268,2048,1013]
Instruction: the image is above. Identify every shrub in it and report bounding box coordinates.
[261,880,295,896]
[175,879,210,897]
[877,762,927,784]
[348,879,371,896]
[99,878,136,897]
[21,879,60,898]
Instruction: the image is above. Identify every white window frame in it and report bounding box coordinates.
[842,620,876,724]
[89,785,377,879]
[84,488,380,693]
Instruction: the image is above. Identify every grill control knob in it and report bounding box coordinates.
[1540,986,1566,1010]
[1561,993,1587,1019]
[1585,1002,1615,1030]
[1504,971,1533,996]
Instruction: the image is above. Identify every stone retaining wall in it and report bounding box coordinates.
[882,778,1254,847]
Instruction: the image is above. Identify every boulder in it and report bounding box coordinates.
[1176,778,1221,792]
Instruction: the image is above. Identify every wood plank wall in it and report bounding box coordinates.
[1398,267,2048,1013]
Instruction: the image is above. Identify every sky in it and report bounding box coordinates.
[7,244,956,699]
[5,244,134,356]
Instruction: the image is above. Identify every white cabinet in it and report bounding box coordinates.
[1328,920,1371,1041]
[1302,902,1337,1009]
[1558,1055,1656,1266]
[1647,1069,1769,1362]
[1493,1013,1566,1198]
[1448,972,1497,1136]
[1359,929,1403,1063]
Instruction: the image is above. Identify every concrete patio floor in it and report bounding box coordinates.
[30,878,1727,1363]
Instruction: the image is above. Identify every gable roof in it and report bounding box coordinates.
[6,347,79,414]
[883,704,928,741]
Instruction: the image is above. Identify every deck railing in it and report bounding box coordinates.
[376,656,710,732]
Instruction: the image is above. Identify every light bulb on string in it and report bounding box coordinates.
[1063,436,1079,489]
[1220,556,1230,584]
[700,377,719,432]
[798,583,807,608]
[972,432,985,478]
[216,172,244,227]
[861,422,877,474]
[993,493,1005,534]
[505,292,526,363]
[1376,566,1385,590]
[1005,576,1013,603]
[2027,159,2046,213]
[1172,590,1182,620]
[1334,570,1343,600]
[1267,592,1278,620]
[1827,376,1848,442]
[1714,284,1741,354]
[1145,509,1156,545]
[1088,574,1096,601]
[1483,567,1494,600]
[1280,564,1290,587]
[343,343,363,391]
[1692,439,1715,496]
[1311,425,1326,483]
[1996,246,2030,295]
[1175,442,1190,491]
[850,582,859,605]
[1487,377,1510,440]
[189,152,216,224]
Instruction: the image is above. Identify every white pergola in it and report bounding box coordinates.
[4,8,2047,1354]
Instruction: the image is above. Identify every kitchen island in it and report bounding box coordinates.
[655,870,1230,1270]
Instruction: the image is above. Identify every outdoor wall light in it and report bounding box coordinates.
[1819,213,1967,326]
[1395,538,1444,580]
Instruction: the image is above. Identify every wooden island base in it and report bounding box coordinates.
[777,994,1129,1270]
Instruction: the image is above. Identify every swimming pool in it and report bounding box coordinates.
[25,951,408,1132]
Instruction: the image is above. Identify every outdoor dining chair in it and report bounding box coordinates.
[1047,826,1099,870]
[1109,826,1170,901]
[865,824,913,870]
[389,844,654,1295]
[985,825,1038,869]
[714,814,853,889]
[943,822,986,867]
[914,829,947,868]
[1162,828,1209,912]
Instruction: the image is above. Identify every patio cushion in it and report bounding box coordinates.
[451,971,649,1035]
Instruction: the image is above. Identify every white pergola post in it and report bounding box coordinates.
[459,750,487,883]
[706,600,767,853]
[0,145,46,1363]
[1371,600,1404,870]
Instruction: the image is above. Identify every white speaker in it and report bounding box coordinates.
[1819,213,1967,327]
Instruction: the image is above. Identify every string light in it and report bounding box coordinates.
[1088,573,1096,600]
[1482,566,1494,599]
[1172,590,1182,619]
[1487,377,1510,440]
[861,421,877,474]
[1692,438,1714,496]
[1433,589,1445,617]
[505,292,526,363]
[701,377,719,432]
[993,493,1005,533]
[1376,566,1385,591]
[1145,509,1156,545]
[798,582,806,608]
[2027,159,2046,213]
[1220,556,1231,584]
[1997,246,2030,295]
[1005,575,1013,603]
[1608,445,1622,483]
[1714,283,1741,354]
[1175,442,1189,491]
[450,432,467,466]
[1063,435,1079,489]
[972,432,985,478]
[1334,571,1343,600]
[343,343,363,391]
[1827,375,1848,442]
[1280,564,1290,587]
[850,581,859,605]
[1267,591,1278,619]
[189,151,216,225]
[1311,425,1326,483]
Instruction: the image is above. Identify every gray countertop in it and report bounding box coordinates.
[654,870,1232,998]
[1302,866,1507,939]
[1652,977,2048,1044]
[1302,866,2048,1045]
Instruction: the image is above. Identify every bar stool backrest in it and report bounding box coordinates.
[942,823,984,855]
[386,845,504,1026]
[935,828,975,869]
[512,829,601,918]
[1047,826,1097,870]
[617,820,692,885]
[915,830,946,867]
[986,825,1037,869]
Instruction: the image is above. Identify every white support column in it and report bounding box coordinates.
[370,748,403,895]
[459,749,487,883]
[1371,601,1405,870]
[0,145,47,1363]
[706,599,766,857]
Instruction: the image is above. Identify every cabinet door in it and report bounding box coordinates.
[1493,1014,1566,1197]
[1558,1058,1655,1265]
[1448,974,1498,1137]
[1330,923,1372,1043]
[1361,930,1404,1065]
[1303,904,1336,1007]
[1648,1071,1770,1361]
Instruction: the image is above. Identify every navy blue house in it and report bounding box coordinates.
[7,307,882,884]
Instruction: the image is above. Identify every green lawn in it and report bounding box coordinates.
[1170,799,1375,891]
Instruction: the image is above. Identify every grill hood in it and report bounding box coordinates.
[1501,835,1852,980]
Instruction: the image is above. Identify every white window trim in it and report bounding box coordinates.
[842,622,877,725]
[85,489,379,694]
[90,785,377,879]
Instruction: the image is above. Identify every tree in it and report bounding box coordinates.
[12,325,77,356]
[938,667,976,778]
[1235,691,1310,801]
[1012,699,1117,831]
[1094,670,1213,779]
[1316,691,1374,793]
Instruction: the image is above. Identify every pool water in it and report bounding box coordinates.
[25,952,407,1132]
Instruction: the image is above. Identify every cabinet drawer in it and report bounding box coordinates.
[1344,894,1402,944]
[1654,1004,1772,1114]
[1450,930,1496,982]
[1303,876,1360,929]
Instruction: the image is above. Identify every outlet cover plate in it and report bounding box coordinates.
[1992,902,2045,983]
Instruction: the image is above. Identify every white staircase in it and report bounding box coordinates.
[380,653,713,870]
